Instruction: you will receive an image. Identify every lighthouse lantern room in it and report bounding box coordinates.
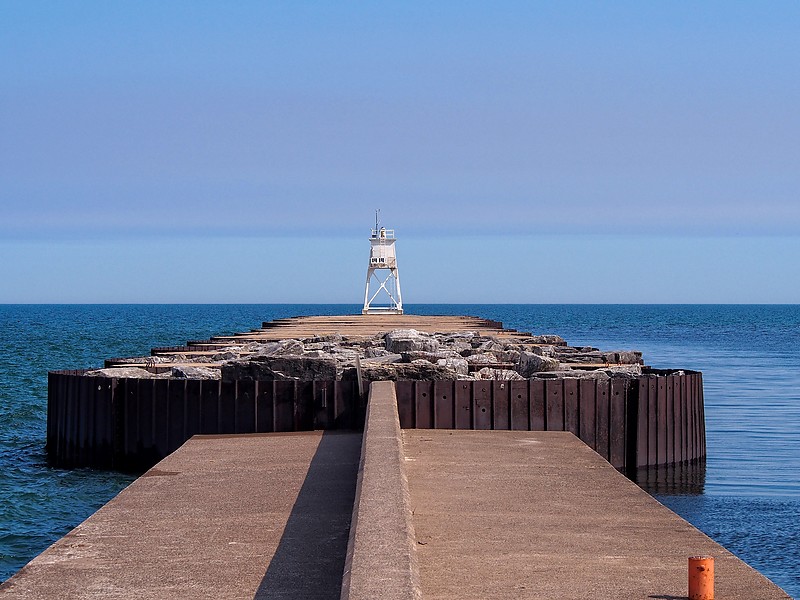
[362,215,403,314]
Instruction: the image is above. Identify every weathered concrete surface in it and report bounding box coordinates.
[404,430,790,600]
[0,432,361,600]
[341,381,421,600]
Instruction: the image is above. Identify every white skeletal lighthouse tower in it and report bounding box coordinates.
[362,216,403,314]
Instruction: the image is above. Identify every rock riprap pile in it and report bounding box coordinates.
[87,329,644,382]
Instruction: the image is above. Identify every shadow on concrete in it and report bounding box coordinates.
[254,431,361,600]
[649,596,688,599]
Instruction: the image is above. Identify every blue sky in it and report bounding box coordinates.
[1,1,798,302]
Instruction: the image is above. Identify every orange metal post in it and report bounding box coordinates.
[688,555,714,600]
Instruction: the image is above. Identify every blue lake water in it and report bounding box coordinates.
[0,304,798,595]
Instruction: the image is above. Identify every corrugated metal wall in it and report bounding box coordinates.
[394,372,705,473]
[47,371,362,471]
[47,371,704,473]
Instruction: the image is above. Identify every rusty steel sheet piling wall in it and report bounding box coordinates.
[46,371,363,471]
[47,370,703,473]
[394,371,705,473]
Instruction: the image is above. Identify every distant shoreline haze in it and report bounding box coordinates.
[0,234,798,303]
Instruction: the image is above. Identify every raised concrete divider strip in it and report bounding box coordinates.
[341,381,422,600]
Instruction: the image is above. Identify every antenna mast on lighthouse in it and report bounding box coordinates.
[362,211,403,315]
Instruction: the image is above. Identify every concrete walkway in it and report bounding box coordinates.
[1,381,790,598]
[404,429,790,599]
[0,432,361,600]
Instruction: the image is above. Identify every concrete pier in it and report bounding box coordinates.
[6,314,787,597]
[2,381,789,598]
[405,429,787,599]
[47,314,704,472]
[0,432,361,599]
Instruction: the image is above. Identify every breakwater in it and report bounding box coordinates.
[46,315,704,474]
[3,380,787,599]
[395,370,705,473]
[4,304,796,594]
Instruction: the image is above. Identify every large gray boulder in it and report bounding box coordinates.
[489,349,521,364]
[361,353,404,366]
[302,349,333,359]
[171,366,221,380]
[436,357,469,376]
[308,333,343,343]
[249,339,305,357]
[384,329,440,354]
[522,346,544,356]
[221,355,337,382]
[516,352,560,377]
[353,361,459,382]
[532,370,611,381]
[327,348,362,366]
[449,340,473,354]
[466,353,498,365]
[476,368,525,380]
[611,351,643,365]
[110,356,172,365]
[85,367,169,379]
[400,349,462,363]
[441,331,477,341]
[361,354,403,368]
[604,365,643,378]
[472,339,496,351]
[558,351,603,364]
[190,356,214,364]
[364,347,392,358]
[558,350,641,365]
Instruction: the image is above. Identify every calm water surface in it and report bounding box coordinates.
[0,304,797,595]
